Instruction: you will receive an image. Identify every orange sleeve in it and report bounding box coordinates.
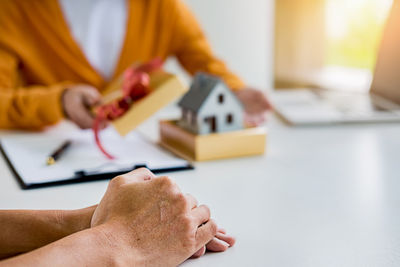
[0,48,66,130]
[169,0,245,90]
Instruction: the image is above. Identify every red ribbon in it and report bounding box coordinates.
[93,58,163,159]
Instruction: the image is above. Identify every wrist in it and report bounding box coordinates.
[61,88,70,118]
[90,223,144,266]
[60,206,97,235]
[4,226,130,267]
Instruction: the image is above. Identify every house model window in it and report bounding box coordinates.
[226,114,233,124]
[178,73,244,135]
[218,94,224,104]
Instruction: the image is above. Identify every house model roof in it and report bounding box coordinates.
[178,73,224,112]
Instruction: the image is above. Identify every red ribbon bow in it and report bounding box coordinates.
[93,58,163,159]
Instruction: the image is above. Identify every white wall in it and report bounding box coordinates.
[165,0,275,91]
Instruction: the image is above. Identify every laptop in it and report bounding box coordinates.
[274,0,400,125]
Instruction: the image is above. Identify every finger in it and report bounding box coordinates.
[190,246,206,259]
[71,104,96,129]
[195,219,218,248]
[185,194,198,210]
[191,205,210,226]
[81,87,102,106]
[253,113,267,126]
[260,93,274,111]
[245,111,267,127]
[248,90,273,112]
[244,114,258,127]
[215,232,236,247]
[249,116,261,126]
[218,228,227,234]
[205,237,229,252]
[122,168,156,183]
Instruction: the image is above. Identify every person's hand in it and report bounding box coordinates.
[235,88,273,127]
[90,168,221,266]
[191,228,236,258]
[187,197,236,258]
[62,85,102,129]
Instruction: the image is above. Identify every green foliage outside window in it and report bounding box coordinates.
[325,0,392,70]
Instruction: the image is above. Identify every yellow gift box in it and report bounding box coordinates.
[101,70,188,136]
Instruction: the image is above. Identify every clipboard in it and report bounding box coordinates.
[0,124,193,190]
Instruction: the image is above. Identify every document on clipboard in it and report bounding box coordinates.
[0,123,193,189]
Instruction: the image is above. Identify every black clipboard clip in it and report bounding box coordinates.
[1,141,194,190]
[74,163,194,179]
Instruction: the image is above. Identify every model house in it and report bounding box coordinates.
[178,73,244,135]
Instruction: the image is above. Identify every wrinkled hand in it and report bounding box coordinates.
[235,88,273,127]
[191,228,235,258]
[91,168,234,266]
[62,85,102,129]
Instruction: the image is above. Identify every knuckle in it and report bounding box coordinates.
[136,167,152,176]
[181,214,192,226]
[208,219,218,236]
[158,176,175,189]
[201,205,211,217]
[180,214,194,232]
[174,193,188,210]
[159,175,171,184]
[175,192,186,202]
[109,175,126,187]
[133,168,154,181]
[187,194,198,205]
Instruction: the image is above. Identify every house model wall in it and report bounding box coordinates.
[178,73,244,135]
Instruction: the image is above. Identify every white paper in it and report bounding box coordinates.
[0,125,188,185]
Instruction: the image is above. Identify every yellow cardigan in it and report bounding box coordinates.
[0,0,244,129]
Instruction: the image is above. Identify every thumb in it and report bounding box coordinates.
[81,86,102,106]
[195,219,218,250]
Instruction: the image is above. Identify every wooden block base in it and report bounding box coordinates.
[159,120,267,162]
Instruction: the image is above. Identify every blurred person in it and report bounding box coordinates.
[0,0,272,130]
[0,168,235,266]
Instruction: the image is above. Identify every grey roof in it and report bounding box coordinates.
[178,73,222,112]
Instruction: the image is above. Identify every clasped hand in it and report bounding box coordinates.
[90,168,235,266]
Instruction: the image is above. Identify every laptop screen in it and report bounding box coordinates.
[371,0,400,104]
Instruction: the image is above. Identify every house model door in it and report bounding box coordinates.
[204,116,217,133]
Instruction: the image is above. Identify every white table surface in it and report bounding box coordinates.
[1,110,400,267]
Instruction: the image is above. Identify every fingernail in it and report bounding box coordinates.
[219,239,230,248]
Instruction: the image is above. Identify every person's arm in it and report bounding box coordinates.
[1,169,222,267]
[168,0,273,125]
[0,225,123,267]
[0,48,65,129]
[0,48,102,130]
[168,0,245,90]
[0,206,96,260]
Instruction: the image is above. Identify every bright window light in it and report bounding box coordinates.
[325,0,393,70]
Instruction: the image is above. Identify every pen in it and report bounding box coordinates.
[46,140,72,166]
